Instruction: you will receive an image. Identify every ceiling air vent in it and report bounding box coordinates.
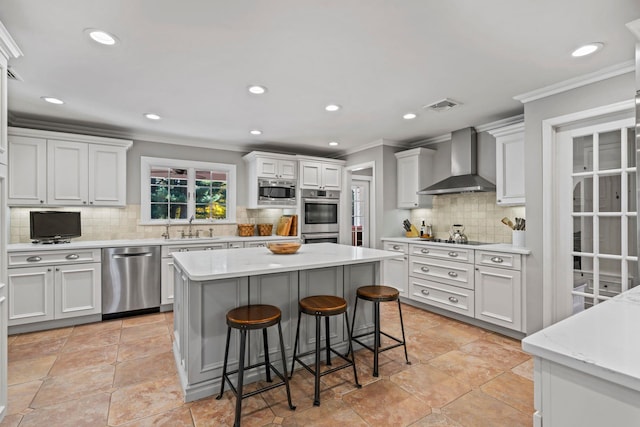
[7,67,22,81]
[423,98,461,112]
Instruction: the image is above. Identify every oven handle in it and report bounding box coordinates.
[302,198,340,204]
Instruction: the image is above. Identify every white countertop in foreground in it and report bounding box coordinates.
[172,242,399,281]
[522,286,640,392]
[381,236,531,255]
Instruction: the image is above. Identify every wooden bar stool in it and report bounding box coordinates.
[217,304,295,427]
[290,295,361,406]
[350,285,411,377]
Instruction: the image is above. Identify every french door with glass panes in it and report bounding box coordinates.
[351,178,370,247]
[556,117,637,319]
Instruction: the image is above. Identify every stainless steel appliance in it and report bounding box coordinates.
[102,246,161,318]
[301,188,340,235]
[302,233,339,244]
[257,178,296,206]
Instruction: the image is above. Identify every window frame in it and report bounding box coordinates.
[140,156,236,225]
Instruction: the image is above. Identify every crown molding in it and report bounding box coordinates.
[475,114,524,133]
[0,20,23,59]
[340,138,408,156]
[486,121,525,138]
[514,60,634,104]
[626,18,640,40]
[409,133,451,147]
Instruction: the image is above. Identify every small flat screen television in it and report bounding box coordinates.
[30,211,81,243]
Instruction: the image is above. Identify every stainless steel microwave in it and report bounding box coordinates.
[257,178,297,206]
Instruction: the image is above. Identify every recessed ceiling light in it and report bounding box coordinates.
[403,113,417,120]
[250,129,262,135]
[248,85,267,95]
[41,96,64,105]
[329,141,339,146]
[144,113,161,120]
[571,42,604,57]
[325,104,341,112]
[85,29,118,46]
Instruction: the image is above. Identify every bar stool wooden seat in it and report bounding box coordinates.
[217,304,295,427]
[351,285,411,377]
[290,295,361,406]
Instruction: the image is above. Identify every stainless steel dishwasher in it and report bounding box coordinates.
[102,246,161,318]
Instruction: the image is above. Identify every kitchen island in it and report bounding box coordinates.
[171,243,399,402]
[522,286,640,426]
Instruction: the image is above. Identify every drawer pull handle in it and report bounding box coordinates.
[491,256,504,263]
[393,245,400,250]
[65,254,79,260]
[448,271,458,278]
[420,266,430,272]
[26,256,42,262]
[448,251,459,257]
[421,289,430,296]
[421,249,429,254]
[448,296,459,303]
[179,248,189,252]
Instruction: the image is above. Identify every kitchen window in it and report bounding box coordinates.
[140,157,236,224]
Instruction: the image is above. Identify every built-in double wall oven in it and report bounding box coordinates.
[301,188,340,244]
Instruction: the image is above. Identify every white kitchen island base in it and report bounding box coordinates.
[171,244,398,402]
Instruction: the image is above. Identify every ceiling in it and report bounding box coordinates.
[1,1,639,156]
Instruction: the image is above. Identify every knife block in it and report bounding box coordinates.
[405,225,419,237]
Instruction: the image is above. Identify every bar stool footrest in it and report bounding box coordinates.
[352,330,406,354]
[222,361,290,400]
[292,347,355,379]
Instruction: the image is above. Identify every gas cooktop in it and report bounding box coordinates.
[418,238,488,246]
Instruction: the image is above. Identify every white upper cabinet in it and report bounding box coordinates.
[299,159,343,190]
[256,157,296,179]
[489,122,525,206]
[8,128,132,207]
[395,147,436,209]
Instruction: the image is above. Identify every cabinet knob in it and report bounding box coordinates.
[420,266,430,272]
[392,245,400,250]
[55,268,60,272]
[448,251,459,257]
[26,256,42,262]
[448,296,459,303]
[448,271,458,278]
[39,200,44,204]
[421,289,430,296]
[66,254,79,260]
[421,249,429,254]
[490,256,504,263]
[90,201,94,205]
[47,268,52,272]
[83,201,87,204]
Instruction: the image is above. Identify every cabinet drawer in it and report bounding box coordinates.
[162,242,229,256]
[383,242,408,254]
[409,277,474,317]
[476,251,521,270]
[409,256,474,290]
[8,249,100,267]
[409,244,474,263]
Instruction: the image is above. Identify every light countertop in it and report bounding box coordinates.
[172,242,399,281]
[522,286,640,392]
[381,236,531,255]
[7,235,298,252]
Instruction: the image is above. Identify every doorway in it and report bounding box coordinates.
[351,176,371,247]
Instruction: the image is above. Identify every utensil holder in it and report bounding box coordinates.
[512,230,526,248]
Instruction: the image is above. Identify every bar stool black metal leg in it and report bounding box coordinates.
[397,299,411,365]
[325,316,331,366]
[290,310,302,378]
[373,301,380,377]
[233,329,247,427]
[216,326,232,399]
[263,328,272,382]
[313,314,321,406]
[344,311,361,388]
[349,296,359,354]
[277,322,296,411]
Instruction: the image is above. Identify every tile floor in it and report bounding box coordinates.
[0,303,534,427]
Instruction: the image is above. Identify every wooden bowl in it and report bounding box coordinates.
[267,242,301,254]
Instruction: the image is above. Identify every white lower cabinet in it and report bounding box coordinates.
[382,242,408,297]
[8,259,101,326]
[475,261,522,331]
[409,277,474,317]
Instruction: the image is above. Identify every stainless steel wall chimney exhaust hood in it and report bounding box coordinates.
[417,127,496,195]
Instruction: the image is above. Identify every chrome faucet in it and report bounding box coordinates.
[208,228,214,238]
[161,224,170,240]
[188,215,195,238]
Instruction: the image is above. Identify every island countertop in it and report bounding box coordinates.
[172,242,400,281]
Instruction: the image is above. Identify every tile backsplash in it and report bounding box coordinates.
[9,205,286,243]
[409,192,525,244]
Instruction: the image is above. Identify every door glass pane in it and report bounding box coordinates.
[598,131,621,170]
[573,216,593,253]
[599,258,621,286]
[598,175,621,212]
[627,128,636,168]
[629,260,639,289]
[599,216,621,255]
[573,135,593,172]
[573,177,593,212]
[629,216,637,258]
[629,172,637,212]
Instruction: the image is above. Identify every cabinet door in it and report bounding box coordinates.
[397,154,420,208]
[47,140,89,205]
[8,136,47,205]
[88,144,126,206]
[278,160,297,179]
[383,256,408,297]
[300,161,322,189]
[256,157,279,178]
[475,265,522,331]
[494,125,525,206]
[54,263,101,319]
[321,164,342,190]
[161,257,175,305]
[7,266,54,325]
